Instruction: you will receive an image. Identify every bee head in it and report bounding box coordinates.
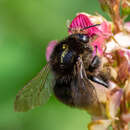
[72,34,89,43]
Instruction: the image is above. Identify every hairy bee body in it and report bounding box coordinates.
[50,35,84,75]
[14,25,110,112]
[50,34,85,107]
[50,34,109,108]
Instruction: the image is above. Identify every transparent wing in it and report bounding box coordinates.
[14,63,53,112]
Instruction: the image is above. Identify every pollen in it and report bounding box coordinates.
[62,44,68,49]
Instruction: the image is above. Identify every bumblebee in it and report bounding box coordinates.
[14,25,109,112]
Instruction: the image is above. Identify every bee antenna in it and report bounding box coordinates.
[80,24,100,31]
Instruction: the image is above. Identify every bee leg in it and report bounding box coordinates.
[88,56,100,72]
[88,75,109,88]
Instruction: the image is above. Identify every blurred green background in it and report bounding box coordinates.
[0,0,129,130]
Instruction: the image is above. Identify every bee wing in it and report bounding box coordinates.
[14,63,53,112]
[71,57,98,107]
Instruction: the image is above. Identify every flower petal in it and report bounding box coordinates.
[46,40,57,62]
[97,21,112,38]
[117,55,129,84]
[106,88,123,119]
[106,32,130,52]
[69,13,100,36]
[88,119,112,130]
[91,36,105,55]
[122,113,130,123]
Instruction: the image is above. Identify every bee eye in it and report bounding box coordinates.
[77,34,89,43]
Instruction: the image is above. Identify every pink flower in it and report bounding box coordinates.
[97,21,112,38]
[91,36,105,55]
[69,13,100,36]
[91,21,112,55]
[46,40,57,62]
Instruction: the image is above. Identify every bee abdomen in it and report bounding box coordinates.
[54,78,74,107]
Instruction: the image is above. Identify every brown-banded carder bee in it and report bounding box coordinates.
[14,24,110,112]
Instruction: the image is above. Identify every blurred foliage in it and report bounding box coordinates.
[0,0,129,130]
